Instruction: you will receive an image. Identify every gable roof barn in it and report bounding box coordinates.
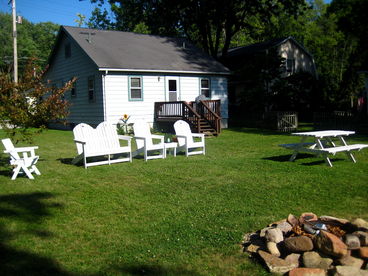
[48,26,229,75]
[225,36,313,60]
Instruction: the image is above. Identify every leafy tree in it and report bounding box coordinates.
[89,0,307,58]
[327,0,368,110]
[0,12,59,73]
[0,60,74,142]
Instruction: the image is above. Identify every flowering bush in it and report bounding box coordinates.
[117,114,132,135]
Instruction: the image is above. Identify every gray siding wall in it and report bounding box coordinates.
[43,33,104,126]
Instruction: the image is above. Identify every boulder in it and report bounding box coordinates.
[288,214,299,227]
[302,251,333,270]
[277,221,293,234]
[359,247,368,259]
[344,234,361,250]
[289,267,326,276]
[314,231,348,258]
[352,218,368,230]
[354,231,368,246]
[333,265,368,276]
[299,212,318,224]
[338,255,364,268]
[258,250,299,274]
[267,241,281,257]
[265,228,284,243]
[285,236,314,253]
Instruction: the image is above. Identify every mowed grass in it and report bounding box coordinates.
[0,127,367,275]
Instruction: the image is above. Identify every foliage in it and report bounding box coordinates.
[0,61,74,142]
[0,128,367,275]
[0,12,59,72]
[89,0,307,58]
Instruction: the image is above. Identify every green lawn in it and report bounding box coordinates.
[0,128,367,275]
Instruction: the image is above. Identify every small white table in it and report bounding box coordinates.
[164,142,178,158]
[280,130,368,167]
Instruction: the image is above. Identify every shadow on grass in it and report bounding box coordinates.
[264,154,345,166]
[110,263,202,276]
[0,192,74,276]
[263,153,312,162]
[227,127,286,136]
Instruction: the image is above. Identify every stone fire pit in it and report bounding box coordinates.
[242,213,368,275]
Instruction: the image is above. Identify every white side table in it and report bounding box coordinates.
[164,142,178,158]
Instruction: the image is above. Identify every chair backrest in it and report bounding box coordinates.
[73,123,99,154]
[133,121,153,149]
[1,138,20,160]
[96,121,120,150]
[73,122,121,154]
[174,120,193,146]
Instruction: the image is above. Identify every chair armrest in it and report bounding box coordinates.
[151,134,164,143]
[11,146,38,152]
[74,139,86,145]
[118,135,132,141]
[134,136,146,140]
[191,133,204,138]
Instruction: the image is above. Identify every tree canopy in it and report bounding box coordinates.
[89,0,308,59]
[0,12,59,73]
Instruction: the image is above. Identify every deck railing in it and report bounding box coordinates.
[154,101,201,132]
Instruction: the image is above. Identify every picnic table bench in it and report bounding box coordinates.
[279,130,368,167]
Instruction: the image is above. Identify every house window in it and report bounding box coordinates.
[65,43,71,58]
[286,59,295,73]
[129,76,143,101]
[200,78,210,98]
[70,78,77,97]
[88,76,95,102]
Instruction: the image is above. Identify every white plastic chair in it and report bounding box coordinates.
[174,120,205,156]
[72,122,132,168]
[1,138,41,180]
[133,121,165,161]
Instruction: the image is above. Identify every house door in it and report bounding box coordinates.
[166,77,179,101]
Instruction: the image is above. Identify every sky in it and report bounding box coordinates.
[0,0,110,26]
[1,0,332,27]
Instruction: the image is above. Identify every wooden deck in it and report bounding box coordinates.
[154,100,221,136]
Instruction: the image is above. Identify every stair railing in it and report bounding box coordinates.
[196,100,221,134]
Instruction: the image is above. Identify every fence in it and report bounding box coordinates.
[313,111,358,130]
[237,111,298,132]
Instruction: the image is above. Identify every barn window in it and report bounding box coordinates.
[65,43,71,58]
[129,76,143,101]
[200,78,211,98]
[88,76,95,102]
[286,59,295,73]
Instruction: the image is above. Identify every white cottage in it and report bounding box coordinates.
[44,26,229,134]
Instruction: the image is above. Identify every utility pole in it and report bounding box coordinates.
[11,0,18,83]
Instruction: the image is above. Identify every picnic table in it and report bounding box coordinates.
[280,130,368,167]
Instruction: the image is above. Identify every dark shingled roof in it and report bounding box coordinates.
[225,37,312,59]
[53,26,229,74]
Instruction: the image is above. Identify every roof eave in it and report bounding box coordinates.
[98,68,231,75]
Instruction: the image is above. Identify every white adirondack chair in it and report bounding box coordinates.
[174,120,205,156]
[133,121,165,161]
[1,138,41,180]
[72,121,132,168]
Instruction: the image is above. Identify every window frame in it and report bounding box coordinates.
[128,76,143,101]
[64,43,71,59]
[200,77,211,98]
[87,76,95,102]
